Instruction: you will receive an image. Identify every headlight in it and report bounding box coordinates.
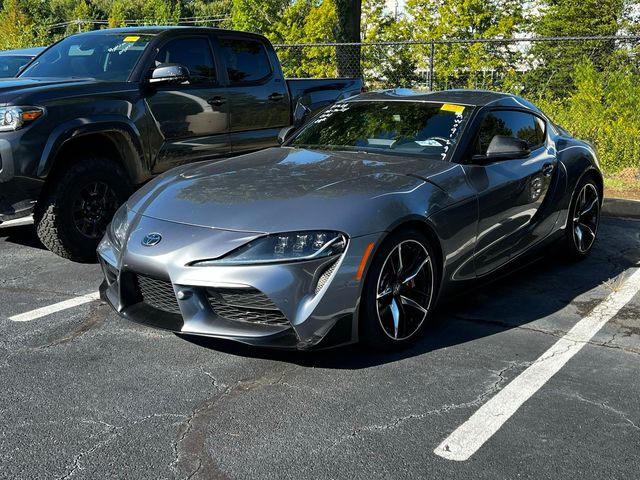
[0,106,44,132]
[108,204,131,249]
[194,231,348,266]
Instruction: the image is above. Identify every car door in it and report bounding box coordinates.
[144,36,230,173]
[462,109,558,276]
[214,35,290,154]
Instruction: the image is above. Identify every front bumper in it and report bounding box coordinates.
[98,214,380,350]
[0,138,43,222]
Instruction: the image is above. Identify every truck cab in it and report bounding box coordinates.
[0,27,362,260]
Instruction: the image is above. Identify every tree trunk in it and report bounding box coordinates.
[334,0,362,77]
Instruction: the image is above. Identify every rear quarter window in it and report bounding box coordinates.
[219,38,272,84]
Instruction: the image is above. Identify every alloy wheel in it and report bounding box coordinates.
[376,239,435,341]
[72,181,119,239]
[572,183,599,254]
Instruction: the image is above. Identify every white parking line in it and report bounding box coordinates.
[0,216,34,228]
[435,267,640,462]
[9,292,101,322]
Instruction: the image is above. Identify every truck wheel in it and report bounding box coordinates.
[35,157,132,262]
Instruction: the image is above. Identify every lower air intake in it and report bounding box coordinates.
[136,275,180,314]
[207,288,289,326]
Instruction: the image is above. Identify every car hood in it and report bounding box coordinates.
[0,77,100,104]
[128,147,453,236]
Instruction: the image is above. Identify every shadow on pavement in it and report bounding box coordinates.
[0,223,46,250]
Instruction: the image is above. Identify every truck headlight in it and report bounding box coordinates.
[193,231,348,265]
[0,106,44,131]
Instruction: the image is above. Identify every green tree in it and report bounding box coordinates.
[405,0,524,89]
[108,0,128,27]
[0,0,34,49]
[231,0,290,41]
[527,0,626,97]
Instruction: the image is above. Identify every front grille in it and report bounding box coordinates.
[207,288,288,326]
[136,275,180,314]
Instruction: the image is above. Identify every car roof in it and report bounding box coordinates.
[351,88,541,112]
[0,46,46,57]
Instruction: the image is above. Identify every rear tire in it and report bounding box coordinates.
[359,229,439,351]
[560,176,600,261]
[35,157,131,262]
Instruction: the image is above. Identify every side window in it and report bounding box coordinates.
[218,38,272,84]
[475,110,546,155]
[155,37,216,85]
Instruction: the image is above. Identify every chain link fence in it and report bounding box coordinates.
[274,36,640,97]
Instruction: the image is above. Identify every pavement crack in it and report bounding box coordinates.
[339,361,529,440]
[573,393,640,431]
[170,364,300,480]
[56,413,188,479]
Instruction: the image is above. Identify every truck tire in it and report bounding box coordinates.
[34,157,132,262]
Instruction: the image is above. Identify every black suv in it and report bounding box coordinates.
[0,27,362,261]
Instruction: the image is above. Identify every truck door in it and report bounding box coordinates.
[144,36,231,173]
[214,35,290,154]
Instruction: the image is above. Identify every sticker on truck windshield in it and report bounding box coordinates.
[123,36,140,42]
[440,103,465,114]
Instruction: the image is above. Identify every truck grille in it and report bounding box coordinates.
[207,288,289,326]
[136,275,180,314]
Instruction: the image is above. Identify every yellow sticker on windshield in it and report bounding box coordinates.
[123,36,140,42]
[441,103,465,114]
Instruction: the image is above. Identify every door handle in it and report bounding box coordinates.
[268,92,285,101]
[208,96,226,106]
[541,163,554,176]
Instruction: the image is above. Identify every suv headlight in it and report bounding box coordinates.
[0,106,44,131]
[193,231,348,266]
[108,204,131,250]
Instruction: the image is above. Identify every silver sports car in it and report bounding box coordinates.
[99,89,602,350]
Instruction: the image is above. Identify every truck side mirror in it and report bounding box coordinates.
[278,126,296,145]
[149,64,190,85]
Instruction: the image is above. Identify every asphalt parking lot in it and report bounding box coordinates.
[1,216,639,479]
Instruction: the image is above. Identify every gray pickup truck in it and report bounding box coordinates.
[0,27,363,260]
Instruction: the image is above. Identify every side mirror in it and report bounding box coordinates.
[149,64,190,85]
[278,126,296,145]
[472,135,530,163]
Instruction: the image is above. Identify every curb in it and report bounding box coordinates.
[602,198,640,220]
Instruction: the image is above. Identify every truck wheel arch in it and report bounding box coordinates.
[38,119,148,187]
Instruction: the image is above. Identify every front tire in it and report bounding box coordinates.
[35,157,131,262]
[359,229,439,350]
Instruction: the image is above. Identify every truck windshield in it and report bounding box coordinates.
[290,101,471,161]
[20,33,153,81]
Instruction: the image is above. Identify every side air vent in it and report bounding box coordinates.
[315,260,339,295]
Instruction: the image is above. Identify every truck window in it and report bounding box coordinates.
[219,38,272,84]
[155,37,216,85]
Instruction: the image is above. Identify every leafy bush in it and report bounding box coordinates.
[536,61,640,174]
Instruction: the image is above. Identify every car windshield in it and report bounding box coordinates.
[20,33,153,81]
[0,55,33,78]
[290,100,472,161]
